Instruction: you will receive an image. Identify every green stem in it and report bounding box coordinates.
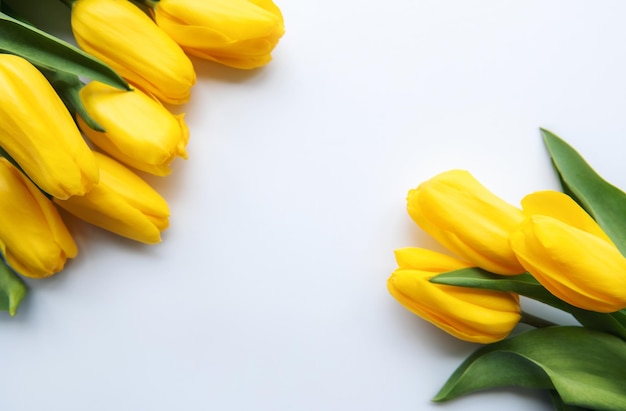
[520,311,558,328]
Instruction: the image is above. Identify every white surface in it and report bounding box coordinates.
[2,1,626,410]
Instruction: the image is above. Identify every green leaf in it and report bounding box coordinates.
[432,268,626,340]
[541,129,626,257]
[434,326,626,411]
[43,69,105,132]
[431,268,570,311]
[0,258,26,316]
[0,11,129,90]
[550,390,593,411]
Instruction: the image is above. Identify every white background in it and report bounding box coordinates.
[2,1,626,410]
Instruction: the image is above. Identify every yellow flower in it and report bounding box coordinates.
[388,248,520,343]
[407,170,525,275]
[153,0,285,69]
[510,191,626,313]
[0,158,77,278]
[78,81,189,176]
[0,54,98,199]
[54,151,170,244]
[71,0,196,105]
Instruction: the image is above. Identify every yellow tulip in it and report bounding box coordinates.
[153,0,285,69]
[0,54,98,199]
[78,81,189,176]
[0,158,77,278]
[407,170,525,275]
[510,191,626,313]
[54,151,169,244]
[388,248,521,343]
[71,0,196,105]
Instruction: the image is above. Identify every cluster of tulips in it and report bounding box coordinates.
[0,0,284,312]
[389,169,626,342]
[388,130,626,410]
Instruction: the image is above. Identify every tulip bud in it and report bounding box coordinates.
[0,158,77,278]
[78,81,189,176]
[153,0,285,69]
[510,191,626,313]
[407,170,525,275]
[388,248,521,343]
[71,0,196,105]
[54,151,169,244]
[0,54,98,199]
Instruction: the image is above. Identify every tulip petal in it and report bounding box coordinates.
[521,190,612,244]
[78,82,189,175]
[0,158,77,278]
[511,215,626,312]
[0,54,98,199]
[72,0,195,105]
[394,247,471,271]
[388,248,520,343]
[407,170,525,275]
[54,152,169,244]
[154,0,284,69]
[542,129,626,257]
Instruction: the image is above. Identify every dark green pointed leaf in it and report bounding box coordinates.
[541,129,626,256]
[432,268,626,340]
[0,12,129,90]
[0,258,26,316]
[434,326,626,411]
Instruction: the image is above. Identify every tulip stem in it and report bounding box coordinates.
[520,311,558,328]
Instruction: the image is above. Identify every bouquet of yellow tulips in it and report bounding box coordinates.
[389,130,626,410]
[0,0,284,315]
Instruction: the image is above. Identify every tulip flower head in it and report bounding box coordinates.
[388,248,521,343]
[0,54,98,199]
[153,0,285,69]
[510,191,626,313]
[78,81,189,176]
[0,158,77,278]
[71,0,196,105]
[407,170,526,275]
[54,151,170,244]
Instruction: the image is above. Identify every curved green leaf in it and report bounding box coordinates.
[432,268,626,340]
[0,258,26,316]
[0,12,129,90]
[431,268,569,310]
[541,129,626,256]
[550,390,593,411]
[434,326,626,411]
[43,69,105,132]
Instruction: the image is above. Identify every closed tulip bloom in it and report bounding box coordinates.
[0,158,77,278]
[510,191,626,312]
[407,170,525,275]
[71,0,196,105]
[0,54,98,199]
[153,0,285,69]
[78,81,189,176]
[388,248,520,343]
[54,152,169,244]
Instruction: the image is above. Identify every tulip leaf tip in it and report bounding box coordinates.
[0,258,27,316]
[540,128,626,257]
